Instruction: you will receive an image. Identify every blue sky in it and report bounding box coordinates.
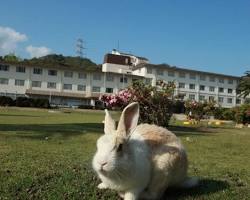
[0,0,249,76]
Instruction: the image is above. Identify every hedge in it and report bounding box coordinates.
[0,96,50,108]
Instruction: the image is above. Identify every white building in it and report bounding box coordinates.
[0,58,142,107]
[0,50,247,108]
[132,63,246,108]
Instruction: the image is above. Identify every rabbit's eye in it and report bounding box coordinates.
[117,143,123,152]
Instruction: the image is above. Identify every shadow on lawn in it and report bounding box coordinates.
[160,178,229,200]
[169,125,217,137]
[0,114,41,117]
[0,123,217,140]
[0,123,104,140]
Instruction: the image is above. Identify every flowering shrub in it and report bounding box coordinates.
[100,80,175,127]
[100,89,132,108]
[213,104,250,124]
[234,104,250,124]
[184,100,216,121]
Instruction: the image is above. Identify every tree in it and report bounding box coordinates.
[237,71,250,98]
[3,53,22,62]
[0,53,100,72]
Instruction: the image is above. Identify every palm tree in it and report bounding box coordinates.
[237,71,250,98]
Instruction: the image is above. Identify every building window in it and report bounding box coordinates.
[228,88,233,94]
[219,87,224,93]
[218,97,224,103]
[147,67,152,74]
[199,75,206,81]
[168,71,175,77]
[48,70,57,76]
[47,82,56,89]
[63,84,72,90]
[189,73,196,80]
[32,81,41,88]
[77,85,86,91]
[106,88,113,93]
[209,76,215,82]
[209,86,215,92]
[189,94,195,100]
[219,78,224,83]
[120,77,128,83]
[16,66,25,73]
[189,84,195,90]
[209,96,215,102]
[106,74,114,82]
[0,64,9,71]
[178,82,185,89]
[156,69,164,76]
[33,68,43,75]
[236,98,241,104]
[93,73,101,81]
[199,95,205,101]
[64,71,73,78]
[15,79,25,86]
[78,72,87,79]
[228,79,233,84]
[0,78,8,85]
[92,86,100,92]
[179,72,186,78]
[227,98,232,104]
[199,85,205,91]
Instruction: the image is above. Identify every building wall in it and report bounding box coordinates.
[0,62,246,108]
[133,66,244,108]
[0,64,133,106]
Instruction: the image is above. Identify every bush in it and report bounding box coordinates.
[100,80,175,127]
[0,96,14,106]
[184,100,216,121]
[214,104,250,124]
[213,107,226,120]
[172,100,185,113]
[222,108,235,120]
[234,104,250,124]
[15,97,33,107]
[78,105,93,109]
[15,97,50,108]
[33,98,50,108]
[94,100,105,110]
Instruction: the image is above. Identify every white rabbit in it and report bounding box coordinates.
[92,102,198,200]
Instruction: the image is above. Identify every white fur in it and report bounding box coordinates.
[92,102,194,200]
[92,130,151,197]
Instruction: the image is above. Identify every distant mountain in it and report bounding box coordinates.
[0,54,101,71]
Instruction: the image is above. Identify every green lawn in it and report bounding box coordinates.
[0,107,249,200]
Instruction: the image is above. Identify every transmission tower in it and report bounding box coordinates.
[76,38,85,58]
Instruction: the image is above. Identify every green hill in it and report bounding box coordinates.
[0,54,101,71]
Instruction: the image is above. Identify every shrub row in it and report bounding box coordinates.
[78,101,104,110]
[214,104,250,124]
[0,96,50,108]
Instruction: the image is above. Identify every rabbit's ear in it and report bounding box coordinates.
[104,109,115,134]
[117,102,139,138]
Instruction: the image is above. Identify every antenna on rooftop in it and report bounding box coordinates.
[76,38,85,58]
